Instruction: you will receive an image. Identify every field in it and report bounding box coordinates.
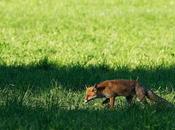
[0,0,175,129]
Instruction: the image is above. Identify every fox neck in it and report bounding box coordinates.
[103,93,113,98]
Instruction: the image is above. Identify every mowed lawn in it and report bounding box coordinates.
[0,0,175,129]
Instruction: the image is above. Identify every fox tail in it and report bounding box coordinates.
[146,89,174,108]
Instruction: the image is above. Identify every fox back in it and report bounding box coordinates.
[84,80,139,103]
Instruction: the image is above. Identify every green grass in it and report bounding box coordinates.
[0,0,175,129]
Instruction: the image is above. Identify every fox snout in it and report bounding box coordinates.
[84,96,90,103]
[84,96,88,103]
[84,99,88,103]
[84,95,97,103]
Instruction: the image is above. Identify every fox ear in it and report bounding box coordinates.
[94,84,97,88]
[93,84,97,92]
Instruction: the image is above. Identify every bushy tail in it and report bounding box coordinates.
[146,90,174,108]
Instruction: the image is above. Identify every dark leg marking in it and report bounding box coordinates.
[102,98,110,105]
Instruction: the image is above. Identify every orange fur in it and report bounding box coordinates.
[84,79,172,108]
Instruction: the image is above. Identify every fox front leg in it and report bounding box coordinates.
[102,98,110,105]
[109,97,115,108]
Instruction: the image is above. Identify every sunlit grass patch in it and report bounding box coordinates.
[0,0,175,129]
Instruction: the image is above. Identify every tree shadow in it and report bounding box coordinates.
[0,59,175,129]
[0,99,174,130]
[0,59,175,92]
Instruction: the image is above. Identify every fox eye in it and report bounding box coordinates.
[93,88,97,93]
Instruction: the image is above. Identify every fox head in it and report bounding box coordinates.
[84,84,103,103]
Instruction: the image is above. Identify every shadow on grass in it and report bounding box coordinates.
[1,59,174,129]
[0,58,175,92]
[0,99,174,130]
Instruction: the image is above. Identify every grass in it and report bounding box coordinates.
[0,0,175,129]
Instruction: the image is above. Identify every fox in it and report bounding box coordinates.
[84,79,174,108]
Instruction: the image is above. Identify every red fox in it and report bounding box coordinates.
[84,79,173,108]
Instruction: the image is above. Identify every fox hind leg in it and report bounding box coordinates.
[136,87,148,104]
[126,95,133,105]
